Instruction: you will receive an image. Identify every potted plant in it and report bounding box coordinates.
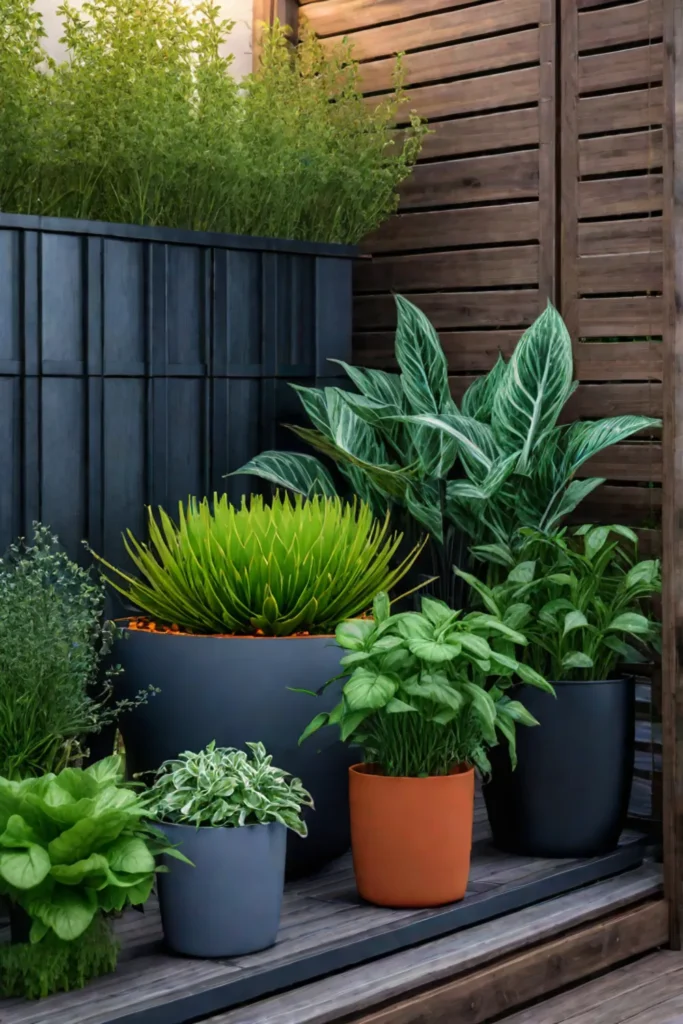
[300,592,551,908]
[466,526,661,857]
[96,492,422,876]
[0,755,178,998]
[238,300,659,603]
[149,741,313,957]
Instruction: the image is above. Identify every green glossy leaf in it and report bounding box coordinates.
[394,295,451,414]
[230,451,337,498]
[562,651,594,669]
[508,560,536,584]
[607,612,653,635]
[336,618,376,651]
[584,526,610,560]
[107,837,155,876]
[28,886,97,941]
[298,712,329,745]
[0,844,51,889]
[564,609,588,635]
[344,669,398,710]
[407,637,462,663]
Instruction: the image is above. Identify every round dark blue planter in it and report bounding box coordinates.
[484,678,635,858]
[114,628,353,877]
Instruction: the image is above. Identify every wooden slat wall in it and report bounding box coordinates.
[299,0,555,383]
[560,0,663,526]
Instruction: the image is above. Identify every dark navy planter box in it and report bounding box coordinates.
[0,212,355,567]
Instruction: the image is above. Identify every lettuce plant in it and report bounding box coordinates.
[239,299,659,588]
[98,493,422,636]
[300,592,552,776]
[464,525,661,681]
[150,741,314,837]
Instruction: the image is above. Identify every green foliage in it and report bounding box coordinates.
[238,299,659,563]
[150,741,314,837]
[466,525,661,680]
[300,592,552,777]
[0,913,118,999]
[0,0,425,243]
[0,756,177,945]
[97,492,422,637]
[0,525,128,781]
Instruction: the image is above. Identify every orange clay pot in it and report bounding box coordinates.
[349,763,475,908]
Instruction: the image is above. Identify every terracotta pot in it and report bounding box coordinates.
[349,763,475,908]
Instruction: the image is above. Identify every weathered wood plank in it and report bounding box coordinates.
[351,902,669,1024]
[579,130,663,176]
[538,0,556,304]
[578,483,662,523]
[578,443,663,483]
[355,291,540,330]
[578,252,663,294]
[579,217,663,256]
[419,109,539,161]
[578,296,663,337]
[560,0,579,343]
[326,0,542,62]
[579,43,664,94]
[361,29,540,94]
[579,87,664,135]
[578,0,663,53]
[207,868,663,1024]
[364,203,540,254]
[390,67,540,125]
[400,151,539,209]
[579,176,663,218]
[447,377,662,419]
[354,247,539,293]
[300,0,476,37]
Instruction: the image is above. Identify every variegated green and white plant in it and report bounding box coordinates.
[149,742,314,837]
[236,297,659,561]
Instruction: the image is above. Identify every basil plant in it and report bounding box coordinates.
[237,297,658,601]
[150,742,314,837]
[464,525,661,681]
[300,592,553,777]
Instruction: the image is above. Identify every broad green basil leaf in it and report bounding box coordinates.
[344,669,398,710]
[607,613,652,635]
[336,618,376,651]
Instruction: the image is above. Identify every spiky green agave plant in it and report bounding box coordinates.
[98,493,424,637]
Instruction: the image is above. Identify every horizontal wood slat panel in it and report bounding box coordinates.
[364,202,540,253]
[355,292,540,330]
[390,67,540,124]
[354,247,539,292]
[299,0,476,36]
[579,217,663,255]
[579,443,663,483]
[400,151,539,209]
[579,88,664,135]
[361,29,540,94]
[579,176,663,217]
[577,0,663,52]
[419,109,539,161]
[326,0,542,61]
[578,252,663,294]
[579,296,663,336]
[577,483,662,523]
[565,381,662,418]
[353,337,662,380]
[579,130,663,176]
[579,43,663,94]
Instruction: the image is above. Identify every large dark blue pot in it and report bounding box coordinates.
[484,678,635,858]
[114,628,353,877]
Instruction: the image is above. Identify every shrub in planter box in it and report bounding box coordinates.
[150,741,313,957]
[0,756,178,998]
[468,526,661,857]
[300,592,551,908]
[96,493,422,876]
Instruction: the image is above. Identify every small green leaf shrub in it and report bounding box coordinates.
[466,525,661,680]
[0,0,425,243]
[239,299,659,577]
[150,742,314,837]
[301,593,552,776]
[98,493,423,636]
[0,756,176,949]
[0,525,130,780]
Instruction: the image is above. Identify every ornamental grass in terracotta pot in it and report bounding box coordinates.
[95,492,422,876]
[300,591,551,908]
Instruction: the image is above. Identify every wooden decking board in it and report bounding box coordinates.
[0,831,649,1024]
[206,866,663,1024]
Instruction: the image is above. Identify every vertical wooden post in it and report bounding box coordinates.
[559,0,579,345]
[662,0,683,951]
[252,0,299,71]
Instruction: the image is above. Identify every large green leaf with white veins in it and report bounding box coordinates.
[394,295,452,414]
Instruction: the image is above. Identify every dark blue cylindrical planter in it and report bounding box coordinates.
[115,628,354,877]
[157,821,287,957]
[484,678,635,858]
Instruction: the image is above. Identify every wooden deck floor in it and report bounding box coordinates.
[0,792,656,1024]
[499,951,683,1024]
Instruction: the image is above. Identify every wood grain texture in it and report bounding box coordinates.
[579,176,663,218]
[207,866,662,1024]
[578,0,663,53]
[363,203,540,254]
[399,151,539,209]
[355,291,540,331]
[660,0,683,949]
[538,0,556,304]
[419,109,539,161]
[578,296,663,337]
[560,0,579,343]
[354,248,539,293]
[578,253,663,294]
[579,43,664,94]
[577,483,662,524]
[579,88,664,135]
[299,0,477,37]
[579,217,663,256]
[579,130,663,176]
[388,67,540,125]
[351,901,669,1024]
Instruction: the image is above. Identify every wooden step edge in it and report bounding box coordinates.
[349,898,669,1024]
